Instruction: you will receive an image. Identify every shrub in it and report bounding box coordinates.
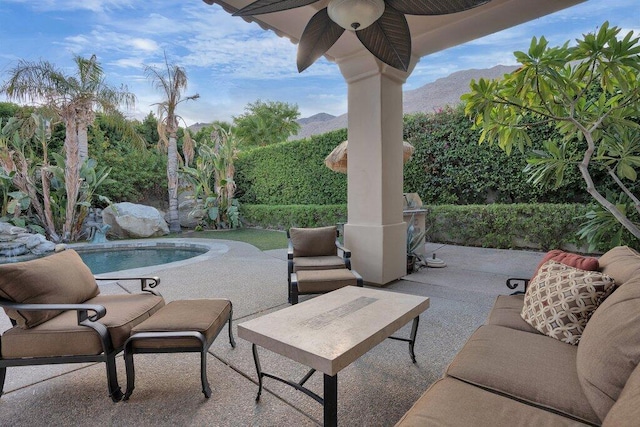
[241,204,347,229]
[241,203,597,251]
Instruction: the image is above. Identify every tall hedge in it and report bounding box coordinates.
[402,107,589,204]
[235,129,347,205]
[235,107,596,207]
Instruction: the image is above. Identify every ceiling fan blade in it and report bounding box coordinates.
[297,8,345,72]
[234,0,320,16]
[386,0,490,16]
[356,7,411,71]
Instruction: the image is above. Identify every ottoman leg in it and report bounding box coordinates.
[201,348,211,398]
[228,306,236,348]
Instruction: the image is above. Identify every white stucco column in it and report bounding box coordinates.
[338,56,413,285]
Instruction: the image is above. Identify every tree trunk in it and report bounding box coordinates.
[63,113,80,242]
[167,131,181,233]
[578,129,640,240]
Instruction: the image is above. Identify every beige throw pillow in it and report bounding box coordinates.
[0,249,99,328]
[521,260,615,345]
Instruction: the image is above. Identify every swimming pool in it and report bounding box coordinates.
[77,247,207,274]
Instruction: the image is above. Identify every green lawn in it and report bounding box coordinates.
[177,228,288,251]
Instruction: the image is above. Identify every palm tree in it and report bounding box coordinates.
[2,55,137,162]
[145,56,199,233]
[2,54,136,240]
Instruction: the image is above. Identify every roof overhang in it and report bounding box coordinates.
[203,0,586,69]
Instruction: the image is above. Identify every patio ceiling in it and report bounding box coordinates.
[203,0,586,72]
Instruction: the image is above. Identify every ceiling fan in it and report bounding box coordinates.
[233,0,491,72]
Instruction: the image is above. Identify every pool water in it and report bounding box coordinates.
[78,248,206,274]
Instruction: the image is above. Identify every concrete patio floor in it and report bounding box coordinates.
[0,239,544,426]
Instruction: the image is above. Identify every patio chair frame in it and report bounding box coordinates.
[287,228,352,303]
[0,276,160,403]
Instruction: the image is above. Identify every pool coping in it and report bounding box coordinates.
[68,238,230,278]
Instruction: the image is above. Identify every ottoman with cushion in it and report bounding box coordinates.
[123,299,235,399]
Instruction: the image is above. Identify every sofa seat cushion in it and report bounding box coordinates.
[521,260,615,345]
[0,250,100,329]
[1,293,165,358]
[485,295,540,334]
[577,274,640,422]
[598,246,640,286]
[290,226,337,257]
[446,325,599,425]
[395,377,591,427]
[292,256,345,272]
[602,362,640,426]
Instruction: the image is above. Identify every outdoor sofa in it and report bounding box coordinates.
[396,246,640,426]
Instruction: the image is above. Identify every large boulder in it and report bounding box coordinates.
[178,199,205,229]
[103,202,170,238]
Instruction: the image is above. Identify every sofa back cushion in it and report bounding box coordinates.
[599,246,640,286]
[531,249,599,282]
[577,274,640,422]
[289,226,337,257]
[603,362,640,426]
[0,250,99,329]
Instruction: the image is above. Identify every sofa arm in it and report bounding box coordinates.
[94,276,161,295]
[0,297,107,323]
[506,278,529,295]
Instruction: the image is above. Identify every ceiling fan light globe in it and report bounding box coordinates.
[327,0,385,32]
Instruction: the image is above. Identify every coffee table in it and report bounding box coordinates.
[238,286,430,426]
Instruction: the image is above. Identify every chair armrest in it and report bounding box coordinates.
[335,240,351,258]
[287,240,294,261]
[506,278,529,295]
[94,276,161,294]
[0,297,107,323]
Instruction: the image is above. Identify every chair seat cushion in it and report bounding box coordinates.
[295,269,358,293]
[445,324,599,425]
[1,293,165,358]
[293,256,346,272]
[395,377,590,427]
[485,295,540,334]
[0,250,100,329]
[130,299,231,349]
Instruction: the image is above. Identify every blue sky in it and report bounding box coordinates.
[0,0,638,125]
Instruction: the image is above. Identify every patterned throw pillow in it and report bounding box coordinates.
[521,260,616,345]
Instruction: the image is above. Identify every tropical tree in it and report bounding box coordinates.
[2,55,137,163]
[145,56,199,232]
[0,114,112,241]
[181,125,241,229]
[233,100,300,147]
[462,22,640,246]
[2,54,137,240]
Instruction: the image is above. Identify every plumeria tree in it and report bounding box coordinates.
[462,22,640,247]
[145,56,199,232]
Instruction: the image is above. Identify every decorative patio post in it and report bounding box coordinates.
[339,55,414,285]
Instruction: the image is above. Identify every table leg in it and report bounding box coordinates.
[251,344,264,401]
[409,316,419,363]
[387,316,420,363]
[324,373,338,427]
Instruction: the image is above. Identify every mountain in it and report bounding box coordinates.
[293,64,518,140]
